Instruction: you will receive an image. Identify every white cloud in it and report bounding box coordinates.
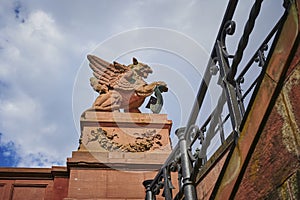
[0,2,80,167]
[3,151,11,157]
[0,0,286,167]
[17,152,62,168]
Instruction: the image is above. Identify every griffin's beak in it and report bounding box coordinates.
[159,85,168,92]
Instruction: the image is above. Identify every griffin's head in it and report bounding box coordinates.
[129,57,153,78]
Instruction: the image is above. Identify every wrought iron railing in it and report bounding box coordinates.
[143,1,292,199]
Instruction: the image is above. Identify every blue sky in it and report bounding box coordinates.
[0,133,20,166]
[0,0,284,167]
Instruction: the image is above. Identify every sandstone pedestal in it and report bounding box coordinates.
[66,110,172,199]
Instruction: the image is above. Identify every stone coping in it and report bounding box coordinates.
[81,110,172,125]
[0,166,68,179]
[67,151,171,171]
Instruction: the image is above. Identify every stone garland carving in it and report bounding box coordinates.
[86,128,163,152]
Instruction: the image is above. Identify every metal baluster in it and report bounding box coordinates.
[175,128,197,200]
[143,180,155,200]
[218,115,225,144]
[216,41,243,137]
[227,0,264,83]
[163,167,173,200]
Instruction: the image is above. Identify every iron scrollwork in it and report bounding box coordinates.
[220,20,236,59]
[255,44,268,67]
[143,0,290,199]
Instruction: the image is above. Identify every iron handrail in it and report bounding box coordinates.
[143,1,291,200]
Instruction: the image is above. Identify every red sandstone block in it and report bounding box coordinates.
[143,171,159,180]
[109,152,125,159]
[107,171,146,198]
[124,152,145,159]
[53,177,69,200]
[67,169,107,198]
[234,65,300,199]
[11,186,46,200]
[145,152,170,163]
[65,199,126,200]
[196,151,229,200]
[0,180,14,200]
[69,151,110,164]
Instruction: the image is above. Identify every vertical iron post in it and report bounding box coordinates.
[175,128,197,200]
[143,180,155,200]
[163,167,173,200]
[216,41,243,136]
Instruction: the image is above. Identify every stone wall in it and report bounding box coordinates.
[0,167,69,200]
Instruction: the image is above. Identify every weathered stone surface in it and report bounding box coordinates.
[0,167,69,200]
[235,60,300,200]
[196,151,229,199]
[196,1,300,199]
[278,170,300,199]
[79,111,172,153]
[0,110,173,200]
[88,55,168,113]
[64,111,172,199]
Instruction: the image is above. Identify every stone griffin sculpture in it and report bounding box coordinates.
[88,55,168,113]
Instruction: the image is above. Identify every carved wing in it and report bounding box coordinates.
[87,55,130,91]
